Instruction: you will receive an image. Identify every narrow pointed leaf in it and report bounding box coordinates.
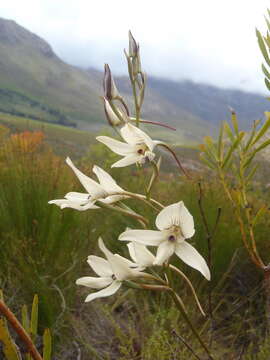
[223,121,234,142]
[231,111,239,135]
[252,206,268,226]
[251,112,270,145]
[0,318,22,360]
[265,77,270,91]
[43,328,52,360]
[246,164,259,184]
[217,122,224,160]
[21,305,30,334]
[256,29,270,66]
[30,294,38,341]
[262,63,270,79]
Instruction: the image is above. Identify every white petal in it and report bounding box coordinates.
[87,255,113,277]
[66,157,105,196]
[119,229,165,246]
[127,242,155,267]
[92,165,124,193]
[175,242,210,280]
[100,194,128,204]
[156,202,195,238]
[98,237,114,260]
[179,202,195,238]
[84,280,122,302]
[109,254,135,281]
[48,199,69,207]
[153,241,175,265]
[76,276,112,289]
[111,154,141,168]
[120,123,155,151]
[65,192,90,203]
[48,199,99,210]
[96,136,133,156]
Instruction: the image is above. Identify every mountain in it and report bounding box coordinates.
[0,18,104,129]
[0,17,269,143]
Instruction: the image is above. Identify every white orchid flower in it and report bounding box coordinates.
[49,157,128,210]
[76,238,143,302]
[96,123,158,167]
[127,242,155,269]
[119,201,210,280]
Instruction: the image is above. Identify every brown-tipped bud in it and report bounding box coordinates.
[103,98,122,126]
[103,64,120,100]
[128,30,138,57]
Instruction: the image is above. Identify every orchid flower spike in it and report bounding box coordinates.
[96,123,158,167]
[48,157,128,210]
[119,201,210,280]
[76,238,144,302]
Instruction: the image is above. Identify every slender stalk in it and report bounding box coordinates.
[96,201,148,228]
[172,330,203,360]
[169,264,206,316]
[146,161,159,199]
[129,118,176,131]
[169,290,214,360]
[110,190,164,210]
[0,300,43,360]
[158,143,191,179]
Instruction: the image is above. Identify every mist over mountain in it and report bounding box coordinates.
[0,17,269,143]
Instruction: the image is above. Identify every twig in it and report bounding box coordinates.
[172,330,203,360]
[0,300,43,360]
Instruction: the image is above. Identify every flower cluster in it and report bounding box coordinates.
[49,32,210,305]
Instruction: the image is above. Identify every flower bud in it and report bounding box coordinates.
[103,64,120,100]
[128,30,138,57]
[103,98,122,126]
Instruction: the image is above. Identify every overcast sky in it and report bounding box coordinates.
[1,0,270,94]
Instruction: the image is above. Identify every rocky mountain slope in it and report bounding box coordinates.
[0,17,269,143]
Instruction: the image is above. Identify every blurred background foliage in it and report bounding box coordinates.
[1,122,270,359]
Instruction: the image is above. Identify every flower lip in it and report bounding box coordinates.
[168,235,176,242]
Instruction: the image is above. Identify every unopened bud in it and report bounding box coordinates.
[128,30,138,57]
[103,98,122,126]
[103,64,120,100]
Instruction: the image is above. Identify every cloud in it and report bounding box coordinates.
[0,0,269,93]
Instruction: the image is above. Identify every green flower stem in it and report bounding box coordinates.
[96,201,148,228]
[110,191,164,210]
[124,50,142,127]
[169,264,206,317]
[168,290,214,360]
[146,161,159,200]
[0,300,43,360]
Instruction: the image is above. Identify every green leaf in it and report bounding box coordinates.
[223,121,235,142]
[231,111,239,135]
[265,77,270,91]
[217,122,224,160]
[244,120,260,151]
[30,294,38,342]
[251,112,270,145]
[262,63,270,79]
[43,328,52,360]
[199,153,216,169]
[246,164,259,184]
[21,305,30,334]
[252,206,267,226]
[222,132,245,169]
[256,28,270,67]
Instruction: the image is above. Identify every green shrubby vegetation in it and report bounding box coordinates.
[0,121,270,358]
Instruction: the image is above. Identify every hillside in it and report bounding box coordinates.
[0,17,269,143]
